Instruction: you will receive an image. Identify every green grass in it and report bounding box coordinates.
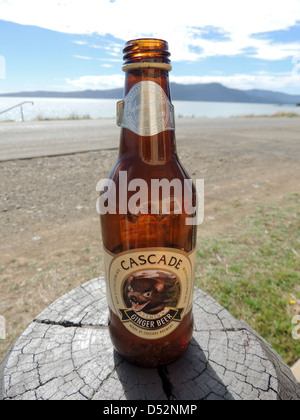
[35,112,92,121]
[195,194,300,366]
[239,112,300,118]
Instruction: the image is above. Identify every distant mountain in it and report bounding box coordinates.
[245,89,300,105]
[1,83,300,105]
[171,83,300,104]
[0,88,124,99]
[171,83,254,103]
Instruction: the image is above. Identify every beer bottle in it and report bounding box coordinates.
[99,38,197,367]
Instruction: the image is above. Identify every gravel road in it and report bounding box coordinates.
[1,117,300,161]
[0,119,119,161]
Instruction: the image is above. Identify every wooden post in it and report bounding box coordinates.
[1,278,299,400]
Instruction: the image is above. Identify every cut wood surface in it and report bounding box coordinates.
[1,278,299,400]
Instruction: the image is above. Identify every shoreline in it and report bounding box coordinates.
[0,110,300,124]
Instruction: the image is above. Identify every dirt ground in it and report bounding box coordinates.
[1,117,300,361]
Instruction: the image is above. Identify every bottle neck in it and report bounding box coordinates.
[118,67,177,165]
[124,67,172,98]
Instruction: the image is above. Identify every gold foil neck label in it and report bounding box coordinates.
[103,247,195,340]
[117,81,175,136]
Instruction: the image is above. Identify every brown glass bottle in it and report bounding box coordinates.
[100,39,197,367]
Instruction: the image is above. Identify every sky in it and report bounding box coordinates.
[0,0,300,94]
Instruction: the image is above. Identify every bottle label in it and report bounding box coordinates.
[117,81,175,136]
[103,247,195,340]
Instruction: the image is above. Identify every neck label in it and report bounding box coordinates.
[117,81,175,136]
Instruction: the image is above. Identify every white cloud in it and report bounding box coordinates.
[72,40,88,46]
[1,0,300,62]
[65,74,124,90]
[2,0,300,93]
[64,68,300,92]
[74,55,92,60]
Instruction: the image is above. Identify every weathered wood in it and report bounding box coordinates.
[1,278,299,400]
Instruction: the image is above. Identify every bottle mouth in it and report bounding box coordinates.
[123,38,171,67]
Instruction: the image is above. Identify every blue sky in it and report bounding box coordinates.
[0,0,300,94]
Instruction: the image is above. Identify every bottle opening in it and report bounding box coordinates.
[123,38,171,67]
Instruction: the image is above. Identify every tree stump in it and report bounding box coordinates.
[1,278,299,400]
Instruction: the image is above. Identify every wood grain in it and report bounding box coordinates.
[1,278,299,400]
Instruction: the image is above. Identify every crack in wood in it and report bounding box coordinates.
[34,318,108,330]
[157,366,176,400]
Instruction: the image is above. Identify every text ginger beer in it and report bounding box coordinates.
[100,39,197,367]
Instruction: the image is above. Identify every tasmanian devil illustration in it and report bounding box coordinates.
[123,271,179,315]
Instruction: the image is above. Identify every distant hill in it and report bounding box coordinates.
[245,89,300,105]
[0,88,124,100]
[1,82,300,105]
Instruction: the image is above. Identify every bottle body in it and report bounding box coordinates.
[100,39,197,367]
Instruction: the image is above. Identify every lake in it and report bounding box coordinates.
[0,97,299,122]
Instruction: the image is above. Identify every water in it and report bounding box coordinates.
[0,96,299,122]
